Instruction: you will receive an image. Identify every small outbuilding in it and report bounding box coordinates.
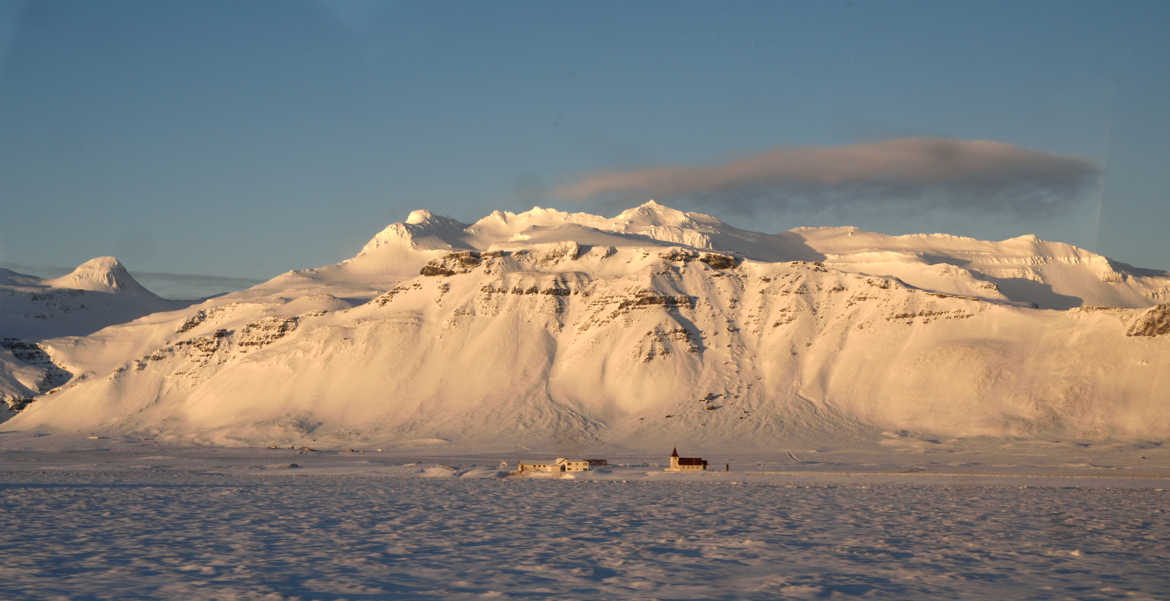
[557,458,590,472]
[517,457,607,473]
[517,460,562,473]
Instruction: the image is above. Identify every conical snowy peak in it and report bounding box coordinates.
[47,257,156,297]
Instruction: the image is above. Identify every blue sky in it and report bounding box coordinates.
[1,0,1167,288]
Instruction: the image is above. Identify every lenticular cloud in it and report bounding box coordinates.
[556,138,1099,216]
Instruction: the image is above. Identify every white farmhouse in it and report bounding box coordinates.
[517,460,560,473]
[517,457,607,473]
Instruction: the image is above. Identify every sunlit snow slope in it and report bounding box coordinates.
[6,202,1170,448]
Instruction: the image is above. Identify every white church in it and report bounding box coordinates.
[665,447,708,471]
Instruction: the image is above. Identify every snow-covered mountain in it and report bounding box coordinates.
[5,202,1169,449]
[1,257,182,338]
[1,258,188,419]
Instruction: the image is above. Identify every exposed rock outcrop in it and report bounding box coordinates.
[1128,304,1170,337]
[420,251,483,276]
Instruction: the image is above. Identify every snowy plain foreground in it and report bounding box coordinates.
[2,432,1169,601]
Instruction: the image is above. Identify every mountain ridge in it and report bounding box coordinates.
[3,202,1169,449]
[353,200,1168,309]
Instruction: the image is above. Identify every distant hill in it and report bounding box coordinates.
[1,258,189,418]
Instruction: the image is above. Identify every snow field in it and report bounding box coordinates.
[2,468,1168,600]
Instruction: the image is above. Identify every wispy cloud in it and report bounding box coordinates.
[555,138,1099,217]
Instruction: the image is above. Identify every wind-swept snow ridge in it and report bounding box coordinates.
[5,202,1170,447]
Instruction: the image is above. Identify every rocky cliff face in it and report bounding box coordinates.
[0,338,72,413]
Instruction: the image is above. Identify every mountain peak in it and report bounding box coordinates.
[615,200,689,226]
[612,200,724,230]
[47,256,156,297]
[359,210,472,255]
[405,209,435,225]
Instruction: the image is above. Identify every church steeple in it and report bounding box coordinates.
[665,447,708,472]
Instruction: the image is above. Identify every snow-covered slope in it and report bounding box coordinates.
[6,203,1170,448]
